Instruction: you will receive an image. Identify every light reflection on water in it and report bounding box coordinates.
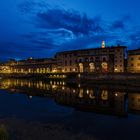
[1,79,140,140]
[0,78,140,118]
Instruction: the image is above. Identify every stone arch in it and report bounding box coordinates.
[101,62,108,72]
[89,63,95,72]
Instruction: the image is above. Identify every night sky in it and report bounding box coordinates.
[0,0,140,61]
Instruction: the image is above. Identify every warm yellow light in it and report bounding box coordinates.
[102,40,105,48]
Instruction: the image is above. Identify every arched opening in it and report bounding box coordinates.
[79,63,83,73]
[101,62,108,72]
[89,63,95,72]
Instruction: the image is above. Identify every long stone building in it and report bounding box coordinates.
[0,42,127,74]
[55,43,126,73]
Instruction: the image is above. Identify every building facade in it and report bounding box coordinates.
[55,44,126,73]
[0,43,126,74]
[127,49,140,73]
[0,58,57,74]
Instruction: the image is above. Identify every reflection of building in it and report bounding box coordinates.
[55,44,126,73]
[128,93,140,112]
[127,49,140,73]
[0,78,128,116]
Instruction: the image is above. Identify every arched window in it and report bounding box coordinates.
[89,63,95,72]
[79,63,83,72]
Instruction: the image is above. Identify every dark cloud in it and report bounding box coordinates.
[111,15,132,30]
[36,10,103,36]
[111,20,125,30]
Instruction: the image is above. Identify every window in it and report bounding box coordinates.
[131,64,134,67]
[90,57,93,62]
[79,59,82,62]
[65,61,67,66]
[131,57,134,61]
[85,58,89,62]
[103,57,106,61]
[117,49,120,52]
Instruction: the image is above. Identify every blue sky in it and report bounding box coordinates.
[0,0,140,61]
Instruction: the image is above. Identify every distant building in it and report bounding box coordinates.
[55,44,126,73]
[127,49,140,73]
[3,58,57,74]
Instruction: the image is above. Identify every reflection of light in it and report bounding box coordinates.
[78,84,81,88]
[86,90,89,94]
[78,74,81,78]
[79,89,83,98]
[62,86,65,90]
[29,96,32,99]
[63,82,65,85]
[101,90,108,100]
[89,94,95,99]
[50,81,52,85]
[73,89,76,93]
[115,93,118,97]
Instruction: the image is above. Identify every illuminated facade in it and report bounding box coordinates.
[55,44,126,73]
[0,58,58,74]
[0,44,126,74]
[127,49,140,73]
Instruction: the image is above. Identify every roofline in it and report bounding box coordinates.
[128,49,140,52]
[56,46,127,55]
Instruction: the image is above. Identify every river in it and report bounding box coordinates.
[0,78,140,140]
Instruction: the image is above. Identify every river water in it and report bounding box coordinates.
[0,78,140,140]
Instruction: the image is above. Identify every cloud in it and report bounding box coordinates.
[1,0,139,61]
[110,15,132,30]
[36,10,103,36]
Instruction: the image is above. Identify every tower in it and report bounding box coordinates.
[102,40,105,48]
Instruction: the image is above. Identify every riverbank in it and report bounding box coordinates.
[0,73,140,87]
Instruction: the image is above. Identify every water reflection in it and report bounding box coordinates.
[0,78,140,117]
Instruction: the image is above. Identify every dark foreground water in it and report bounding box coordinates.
[0,78,140,140]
